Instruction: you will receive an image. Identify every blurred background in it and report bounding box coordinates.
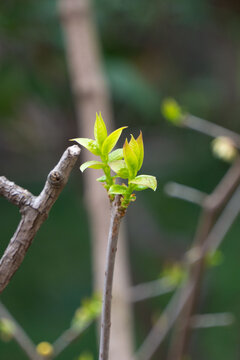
[1,0,240,359]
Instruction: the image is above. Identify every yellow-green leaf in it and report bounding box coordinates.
[136,131,144,170]
[108,184,128,195]
[123,139,138,178]
[108,148,124,162]
[94,112,107,148]
[70,138,100,156]
[102,126,127,155]
[129,175,157,191]
[161,98,183,125]
[109,160,129,179]
[96,175,107,182]
[80,161,104,172]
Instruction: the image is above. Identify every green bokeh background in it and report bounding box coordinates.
[1,0,240,359]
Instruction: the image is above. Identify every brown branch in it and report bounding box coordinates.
[0,301,40,360]
[99,196,126,360]
[0,145,80,294]
[168,156,240,360]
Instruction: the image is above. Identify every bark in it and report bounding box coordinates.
[0,145,80,294]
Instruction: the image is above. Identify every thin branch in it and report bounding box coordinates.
[191,312,234,329]
[164,182,207,206]
[168,157,240,360]
[52,321,93,358]
[134,161,240,360]
[132,282,194,360]
[128,278,176,303]
[0,145,80,294]
[99,195,126,360]
[0,301,40,360]
[182,114,240,148]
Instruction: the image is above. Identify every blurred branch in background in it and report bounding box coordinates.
[58,0,133,358]
[182,114,240,149]
[168,156,240,360]
[164,182,207,206]
[0,145,80,294]
[0,302,40,360]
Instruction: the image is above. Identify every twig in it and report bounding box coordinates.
[52,321,93,358]
[168,157,240,360]
[0,301,40,360]
[134,162,240,360]
[132,282,194,360]
[0,145,80,294]
[183,114,240,148]
[59,0,134,358]
[128,278,176,303]
[99,195,126,360]
[191,312,234,329]
[164,182,207,206]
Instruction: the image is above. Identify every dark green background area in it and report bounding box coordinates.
[1,0,240,359]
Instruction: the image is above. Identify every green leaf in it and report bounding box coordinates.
[129,175,157,191]
[132,184,148,191]
[161,98,183,125]
[96,175,107,182]
[136,131,144,170]
[102,126,127,155]
[70,138,100,156]
[108,148,124,162]
[94,112,107,149]
[109,160,129,179]
[108,184,128,195]
[80,161,105,172]
[123,139,138,178]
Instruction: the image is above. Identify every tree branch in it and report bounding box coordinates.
[182,114,240,148]
[0,301,40,360]
[99,195,126,360]
[0,145,80,294]
[168,157,240,360]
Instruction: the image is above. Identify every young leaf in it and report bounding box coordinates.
[123,139,138,179]
[94,112,107,149]
[108,184,128,195]
[132,184,148,191]
[102,127,127,155]
[109,160,129,179]
[70,138,100,156]
[129,175,157,191]
[161,98,183,125]
[96,175,107,182]
[80,161,105,172]
[108,148,124,162]
[136,131,144,170]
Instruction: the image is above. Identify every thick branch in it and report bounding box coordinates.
[99,196,126,360]
[0,145,80,294]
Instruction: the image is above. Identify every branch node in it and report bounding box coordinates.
[48,170,64,187]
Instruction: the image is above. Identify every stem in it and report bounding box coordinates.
[99,195,126,360]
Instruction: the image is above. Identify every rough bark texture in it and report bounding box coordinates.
[59,1,133,359]
[0,145,80,294]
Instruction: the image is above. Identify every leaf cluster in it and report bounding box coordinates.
[71,113,157,208]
